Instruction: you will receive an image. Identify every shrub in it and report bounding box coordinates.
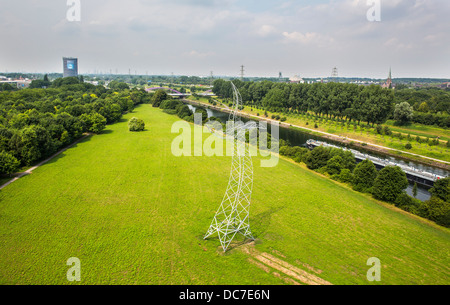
[405,143,412,150]
[337,169,353,184]
[326,155,343,176]
[128,117,145,132]
[418,197,450,228]
[395,193,421,214]
[304,146,330,170]
[376,125,383,135]
[159,99,181,110]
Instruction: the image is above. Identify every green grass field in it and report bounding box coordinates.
[0,105,449,285]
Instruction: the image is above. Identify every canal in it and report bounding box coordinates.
[186,104,449,201]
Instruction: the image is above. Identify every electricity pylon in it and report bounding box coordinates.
[204,82,255,252]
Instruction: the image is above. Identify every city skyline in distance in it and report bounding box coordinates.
[1,0,449,79]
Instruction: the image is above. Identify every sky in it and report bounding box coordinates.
[0,0,449,79]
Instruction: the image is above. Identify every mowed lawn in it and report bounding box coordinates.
[0,105,449,285]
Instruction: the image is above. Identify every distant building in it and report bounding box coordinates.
[289,75,305,84]
[63,57,78,78]
[382,68,394,89]
[439,82,450,89]
[0,78,31,88]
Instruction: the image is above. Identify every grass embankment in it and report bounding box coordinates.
[0,105,449,285]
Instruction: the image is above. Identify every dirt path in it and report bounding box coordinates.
[242,242,333,285]
[0,134,92,190]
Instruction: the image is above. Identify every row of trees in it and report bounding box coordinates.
[279,144,450,227]
[0,77,152,175]
[213,80,395,126]
[213,79,449,127]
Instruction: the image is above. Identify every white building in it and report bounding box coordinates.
[289,75,305,84]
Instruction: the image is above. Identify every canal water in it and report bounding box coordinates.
[187,104,449,201]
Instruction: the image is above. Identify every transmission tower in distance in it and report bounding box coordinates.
[204,82,256,252]
[240,65,245,81]
[331,67,338,81]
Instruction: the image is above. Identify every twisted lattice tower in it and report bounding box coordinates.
[204,82,256,252]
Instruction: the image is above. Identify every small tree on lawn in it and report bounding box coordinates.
[128,117,145,132]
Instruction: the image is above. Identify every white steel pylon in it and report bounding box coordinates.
[204,82,256,252]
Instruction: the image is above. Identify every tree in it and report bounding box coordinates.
[418,102,429,113]
[0,151,20,176]
[372,166,409,202]
[429,177,449,202]
[352,159,377,192]
[128,117,145,132]
[413,182,418,198]
[394,102,414,125]
[87,113,107,134]
[152,90,168,108]
[109,81,129,90]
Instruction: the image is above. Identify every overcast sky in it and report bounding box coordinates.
[1,0,449,78]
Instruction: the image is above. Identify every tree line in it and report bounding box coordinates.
[213,79,449,128]
[0,77,152,175]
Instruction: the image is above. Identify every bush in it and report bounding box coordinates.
[418,197,450,227]
[326,155,343,176]
[128,117,145,132]
[376,125,383,134]
[304,146,330,170]
[159,99,181,110]
[405,143,412,150]
[337,169,353,184]
[395,193,421,214]
[372,166,409,203]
